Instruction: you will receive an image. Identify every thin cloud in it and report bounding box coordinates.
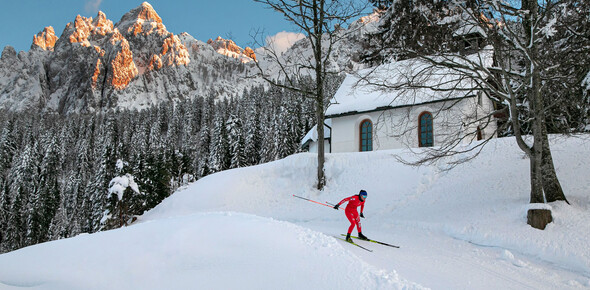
[85,0,103,14]
[264,31,305,55]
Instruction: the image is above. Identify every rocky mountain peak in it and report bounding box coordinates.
[134,2,162,24]
[56,12,113,49]
[92,11,114,36]
[207,36,256,63]
[116,2,166,37]
[67,15,94,47]
[31,26,58,51]
[108,36,139,90]
[1,46,17,61]
[149,34,190,70]
[243,47,256,62]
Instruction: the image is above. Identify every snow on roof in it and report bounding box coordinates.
[453,23,487,38]
[451,12,488,38]
[326,47,494,117]
[301,119,331,146]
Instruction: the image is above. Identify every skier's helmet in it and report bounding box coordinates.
[359,190,367,199]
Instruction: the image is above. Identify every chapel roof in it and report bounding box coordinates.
[326,47,494,117]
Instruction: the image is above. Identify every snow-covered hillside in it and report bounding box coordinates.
[1,135,589,289]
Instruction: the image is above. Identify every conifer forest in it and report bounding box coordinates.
[0,85,317,253]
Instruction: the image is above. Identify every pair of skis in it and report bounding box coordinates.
[335,234,400,252]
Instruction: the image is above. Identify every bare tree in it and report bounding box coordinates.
[361,0,589,227]
[252,0,367,190]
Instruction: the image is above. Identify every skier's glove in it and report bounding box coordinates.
[360,213,365,218]
[333,204,340,210]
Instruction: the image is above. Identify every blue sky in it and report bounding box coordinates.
[0,0,302,52]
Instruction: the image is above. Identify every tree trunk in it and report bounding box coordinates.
[529,84,545,204]
[541,127,569,203]
[529,154,545,203]
[315,52,326,190]
[314,0,326,191]
[524,0,548,206]
[316,105,326,190]
[528,58,545,204]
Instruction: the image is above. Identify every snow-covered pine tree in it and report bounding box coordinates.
[6,187,27,251]
[179,99,200,177]
[196,95,216,177]
[6,140,40,250]
[258,89,279,163]
[197,123,211,178]
[53,175,82,239]
[72,124,95,235]
[168,104,185,149]
[104,159,144,229]
[227,114,247,169]
[0,181,11,251]
[284,90,309,156]
[209,109,230,173]
[0,121,18,179]
[15,139,44,246]
[274,105,292,160]
[242,87,264,166]
[141,151,171,210]
[89,114,119,231]
[28,133,61,245]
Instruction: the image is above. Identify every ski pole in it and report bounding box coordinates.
[293,194,338,209]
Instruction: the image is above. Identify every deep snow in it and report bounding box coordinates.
[1,135,589,289]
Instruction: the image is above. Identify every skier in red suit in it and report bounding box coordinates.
[333,190,369,242]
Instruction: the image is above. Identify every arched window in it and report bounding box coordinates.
[419,112,433,147]
[359,120,373,152]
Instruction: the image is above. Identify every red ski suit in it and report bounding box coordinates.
[336,195,365,234]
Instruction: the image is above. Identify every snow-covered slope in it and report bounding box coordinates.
[0,212,411,289]
[1,135,589,289]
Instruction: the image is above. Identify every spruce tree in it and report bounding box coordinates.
[227,114,246,169]
[7,187,26,251]
[209,113,230,173]
[33,134,61,243]
[0,122,17,178]
[0,181,10,251]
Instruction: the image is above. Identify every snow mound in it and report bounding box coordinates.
[0,212,422,290]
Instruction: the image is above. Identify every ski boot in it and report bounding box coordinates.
[345,233,352,242]
[358,232,369,241]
